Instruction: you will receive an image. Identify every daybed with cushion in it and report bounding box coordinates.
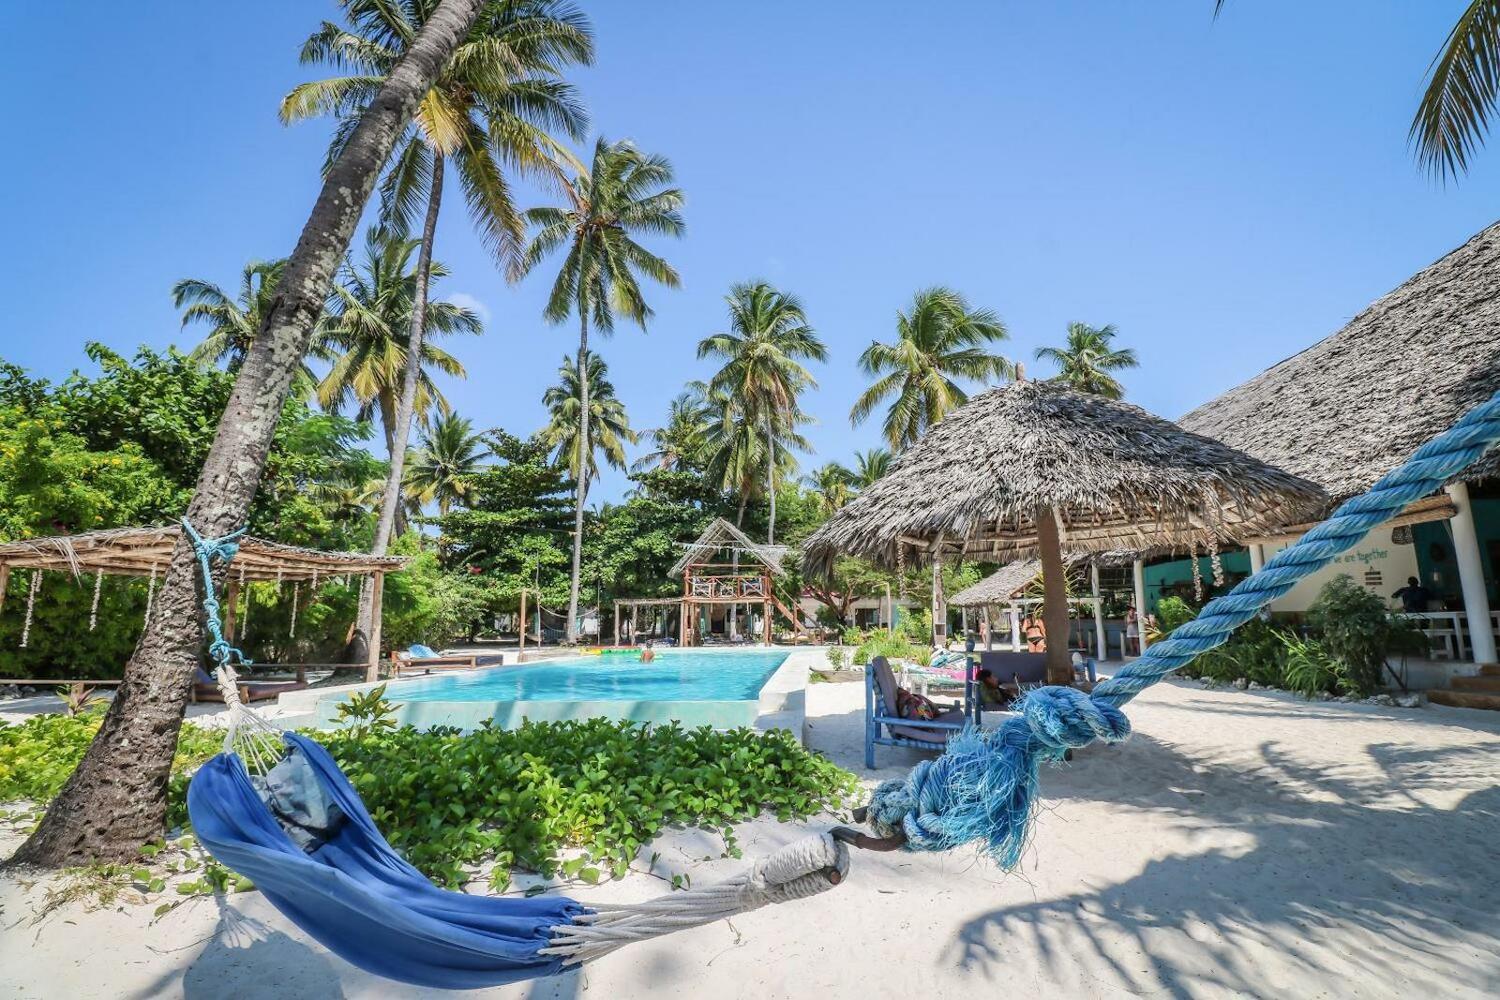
[191,667,307,704]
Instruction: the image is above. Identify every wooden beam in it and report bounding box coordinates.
[223,578,240,643]
[0,563,8,615]
[518,588,527,657]
[366,570,385,683]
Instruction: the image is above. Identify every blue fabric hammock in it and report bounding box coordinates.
[180,384,1500,989]
[187,732,586,990]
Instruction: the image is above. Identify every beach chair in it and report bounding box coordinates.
[974,651,1097,706]
[392,645,479,676]
[191,667,306,704]
[865,656,971,768]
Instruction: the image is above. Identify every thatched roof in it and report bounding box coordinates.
[947,561,1042,607]
[0,526,407,582]
[801,380,1325,577]
[669,518,787,576]
[1180,221,1500,504]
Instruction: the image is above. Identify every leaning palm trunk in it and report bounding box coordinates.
[353,154,445,675]
[765,413,777,545]
[565,319,590,643]
[1034,505,1073,685]
[6,0,484,869]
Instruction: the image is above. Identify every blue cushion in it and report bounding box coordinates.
[409,644,438,659]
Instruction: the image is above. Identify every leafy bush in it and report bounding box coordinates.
[1,710,860,893]
[899,609,933,645]
[824,646,848,670]
[1149,596,1197,642]
[1305,576,1426,696]
[1185,618,1287,686]
[840,625,864,646]
[1278,632,1344,697]
[851,632,929,667]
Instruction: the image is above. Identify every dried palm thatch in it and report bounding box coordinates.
[669,518,787,576]
[1180,221,1500,504]
[947,561,1042,608]
[0,526,407,582]
[801,380,1325,578]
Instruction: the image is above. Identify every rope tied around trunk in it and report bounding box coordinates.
[863,387,1500,867]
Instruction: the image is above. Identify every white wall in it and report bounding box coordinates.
[1262,532,1420,614]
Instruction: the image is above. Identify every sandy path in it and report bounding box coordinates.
[4,678,1500,999]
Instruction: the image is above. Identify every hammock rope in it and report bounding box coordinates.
[865,388,1500,865]
[176,385,1500,986]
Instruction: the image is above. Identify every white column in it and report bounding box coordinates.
[1248,542,1265,575]
[1009,605,1023,652]
[1133,559,1149,653]
[931,555,946,646]
[1090,563,1107,660]
[1447,482,1496,664]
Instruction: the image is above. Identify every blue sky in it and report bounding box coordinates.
[3,1,1498,504]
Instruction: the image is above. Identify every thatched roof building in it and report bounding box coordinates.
[947,561,1042,608]
[801,380,1326,577]
[0,526,407,581]
[669,518,787,576]
[1180,222,1500,504]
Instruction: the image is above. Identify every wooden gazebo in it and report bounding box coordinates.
[0,526,407,678]
[612,518,806,646]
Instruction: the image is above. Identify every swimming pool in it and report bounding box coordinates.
[315,649,797,731]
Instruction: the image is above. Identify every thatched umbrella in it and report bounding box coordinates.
[803,379,1326,683]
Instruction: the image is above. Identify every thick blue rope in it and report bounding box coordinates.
[181,518,252,670]
[868,389,1500,867]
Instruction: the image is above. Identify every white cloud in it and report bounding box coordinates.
[445,292,491,324]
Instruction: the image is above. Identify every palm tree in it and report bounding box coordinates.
[540,353,637,483]
[11,0,487,868]
[1034,322,1138,399]
[173,259,284,368]
[804,462,855,517]
[698,282,826,544]
[851,447,892,488]
[318,229,481,531]
[516,137,684,640]
[282,0,593,626]
[1213,1,1498,181]
[408,411,487,516]
[850,287,1012,452]
[632,389,712,472]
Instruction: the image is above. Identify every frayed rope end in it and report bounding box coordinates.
[864,686,1131,868]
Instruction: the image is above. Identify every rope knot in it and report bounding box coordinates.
[1020,686,1131,754]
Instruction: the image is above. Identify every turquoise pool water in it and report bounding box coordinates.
[395,649,789,703]
[317,649,794,730]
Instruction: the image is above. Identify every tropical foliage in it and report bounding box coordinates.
[1034,322,1138,399]
[850,287,1011,451]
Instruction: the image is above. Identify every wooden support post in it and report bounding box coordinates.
[763,600,771,645]
[223,578,240,643]
[518,588,527,657]
[365,570,385,683]
[1133,559,1149,654]
[0,563,9,614]
[1090,563,1106,661]
[613,603,619,647]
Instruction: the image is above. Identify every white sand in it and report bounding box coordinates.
[5,677,1500,999]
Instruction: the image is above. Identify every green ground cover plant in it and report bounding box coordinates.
[1,695,861,896]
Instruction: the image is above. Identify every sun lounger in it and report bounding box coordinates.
[191,667,307,704]
[864,656,972,768]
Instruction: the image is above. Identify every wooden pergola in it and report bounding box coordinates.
[0,526,407,678]
[612,519,808,647]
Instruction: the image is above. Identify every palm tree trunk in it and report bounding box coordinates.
[6,0,483,869]
[353,152,445,675]
[765,413,777,545]
[565,315,590,643]
[1035,505,1074,685]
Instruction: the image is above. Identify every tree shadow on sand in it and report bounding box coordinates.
[949,731,1500,996]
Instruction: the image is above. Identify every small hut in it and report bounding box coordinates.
[0,526,407,680]
[803,379,1325,682]
[613,518,804,646]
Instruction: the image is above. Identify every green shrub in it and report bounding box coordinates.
[852,632,928,667]
[1278,632,1344,697]
[899,609,933,645]
[840,625,864,646]
[825,646,848,670]
[1305,576,1426,696]
[1187,618,1288,685]
[0,710,860,893]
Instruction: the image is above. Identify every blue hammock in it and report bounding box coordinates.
[187,732,586,990]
